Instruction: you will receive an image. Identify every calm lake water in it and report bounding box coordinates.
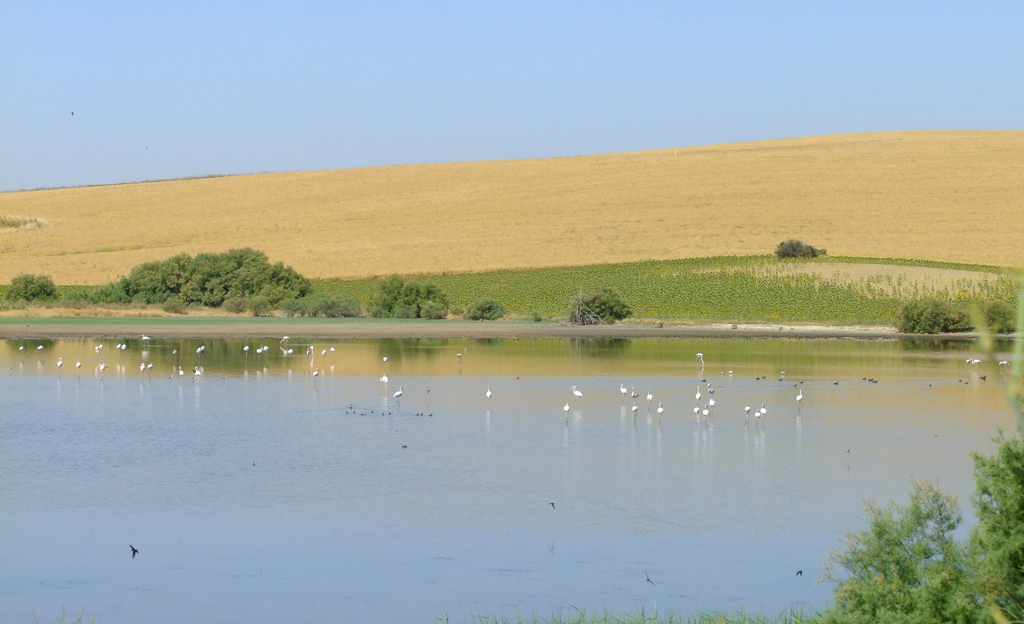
[0,337,1016,623]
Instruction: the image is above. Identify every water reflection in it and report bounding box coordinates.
[0,337,1017,624]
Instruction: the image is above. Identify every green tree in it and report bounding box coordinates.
[822,481,983,624]
[970,435,1024,622]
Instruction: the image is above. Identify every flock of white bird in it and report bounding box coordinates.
[19,340,1014,425]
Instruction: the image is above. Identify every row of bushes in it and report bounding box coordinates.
[897,297,1017,334]
[6,269,1016,331]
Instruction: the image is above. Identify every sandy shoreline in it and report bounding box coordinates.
[0,317,979,341]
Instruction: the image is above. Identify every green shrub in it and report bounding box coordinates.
[88,282,130,304]
[94,248,309,307]
[223,297,249,314]
[822,480,982,624]
[281,296,361,318]
[464,298,507,320]
[776,239,826,259]
[248,296,272,317]
[370,275,449,319]
[161,295,186,314]
[985,301,1017,334]
[970,435,1024,621]
[585,288,632,323]
[6,274,59,301]
[279,297,307,317]
[531,311,543,322]
[308,296,361,318]
[897,297,972,333]
[569,288,632,325]
[418,300,447,319]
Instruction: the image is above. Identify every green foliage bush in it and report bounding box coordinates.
[222,297,248,314]
[370,275,449,319]
[585,288,632,323]
[897,297,972,334]
[464,298,507,320]
[776,239,827,259]
[823,435,1024,624]
[91,248,309,307]
[418,300,447,320]
[6,273,59,301]
[569,288,632,324]
[970,435,1024,621]
[280,296,361,318]
[985,301,1017,334]
[823,480,982,624]
[247,296,272,317]
[161,295,186,314]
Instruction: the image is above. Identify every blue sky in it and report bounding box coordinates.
[1,1,1022,191]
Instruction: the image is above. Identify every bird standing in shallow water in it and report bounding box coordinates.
[796,389,803,412]
[393,386,403,405]
[486,386,492,403]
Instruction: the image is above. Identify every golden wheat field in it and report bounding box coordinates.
[1,131,1022,285]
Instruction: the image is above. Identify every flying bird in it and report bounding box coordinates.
[130,545,138,559]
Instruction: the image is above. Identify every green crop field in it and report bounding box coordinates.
[3,255,1018,326]
[309,256,1020,325]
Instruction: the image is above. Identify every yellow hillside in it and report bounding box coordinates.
[1,131,1022,284]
